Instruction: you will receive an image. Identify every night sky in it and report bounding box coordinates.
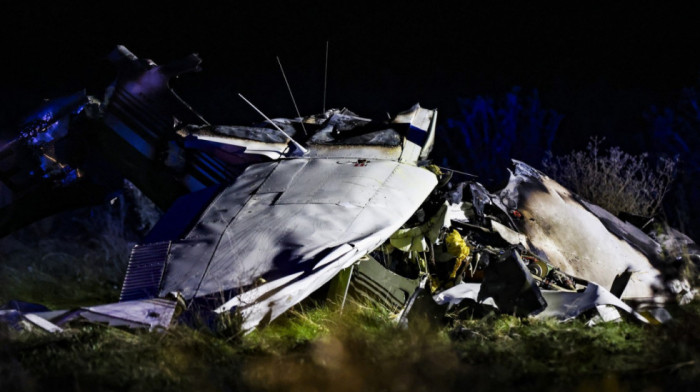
[1,2,699,152]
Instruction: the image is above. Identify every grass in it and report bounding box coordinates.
[2,205,700,391]
[0,205,133,309]
[2,299,700,392]
[449,310,700,391]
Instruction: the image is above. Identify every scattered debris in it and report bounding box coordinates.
[1,299,175,332]
[0,46,697,334]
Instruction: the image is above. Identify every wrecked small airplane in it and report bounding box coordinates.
[0,46,697,333]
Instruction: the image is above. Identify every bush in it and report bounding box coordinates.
[542,137,677,217]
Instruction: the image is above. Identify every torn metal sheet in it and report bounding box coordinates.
[585,305,623,326]
[639,307,673,324]
[182,131,289,162]
[0,309,64,332]
[498,160,665,299]
[392,104,437,163]
[347,255,421,312]
[490,220,528,247]
[210,162,437,330]
[477,249,548,316]
[77,299,176,330]
[159,159,436,303]
[536,283,648,323]
[22,313,63,333]
[576,198,664,264]
[433,283,497,309]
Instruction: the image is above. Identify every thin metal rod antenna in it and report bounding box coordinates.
[238,93,307,155]
[435,165,479,178]
[276,56,308,136]
[339,265,354,314]
[323,41,329,112]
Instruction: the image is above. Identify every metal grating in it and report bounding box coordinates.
[350,271,406,312]
[119,241,170,302]
[347,257,420,313]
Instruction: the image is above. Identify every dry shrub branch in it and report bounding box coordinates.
[542,137,677,216]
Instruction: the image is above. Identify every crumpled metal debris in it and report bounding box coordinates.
[496,160,666,299]
[376,159,692,325]
[1,46,696,335]
[1,299,176,332]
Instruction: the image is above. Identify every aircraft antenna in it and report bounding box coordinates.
[238,93,307,155]
[323,41,329,112]
[436,166,479,178]
[276,56,308,135]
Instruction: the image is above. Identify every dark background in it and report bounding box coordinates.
[1,1,698,232]
[2,2,699,145]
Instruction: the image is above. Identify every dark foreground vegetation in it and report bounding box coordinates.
[1,204,699,392]
[2,290,699,392]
